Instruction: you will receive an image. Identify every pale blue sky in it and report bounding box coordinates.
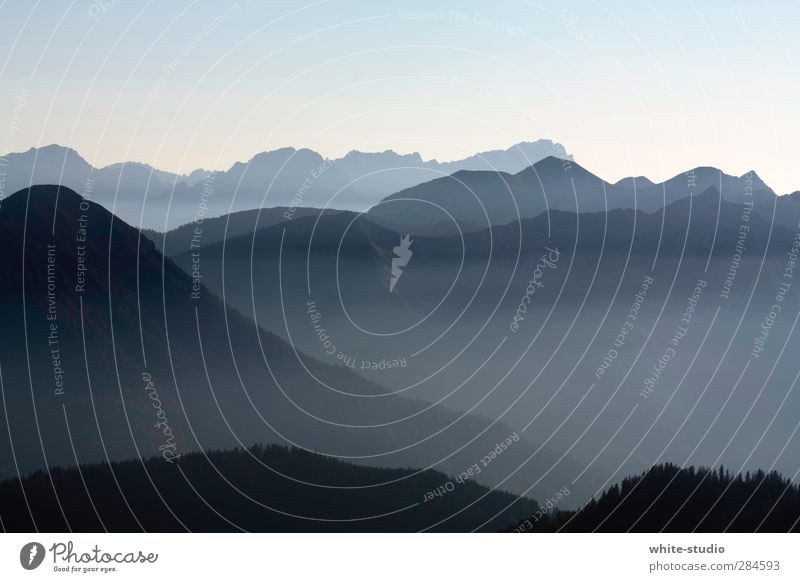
[1,0,799,192]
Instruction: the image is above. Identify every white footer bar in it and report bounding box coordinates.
[1,533,796,580]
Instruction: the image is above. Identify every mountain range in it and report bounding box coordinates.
[4,146,800,532]
[5,141,795,239]
[367,157,777,233]
[0,139,572,229]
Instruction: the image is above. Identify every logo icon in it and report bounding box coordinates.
[390,234,413,292]
[20,542,46,570]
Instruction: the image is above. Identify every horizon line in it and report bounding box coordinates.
[2,140,793,196]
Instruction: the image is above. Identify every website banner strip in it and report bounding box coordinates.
[1,533,797,580]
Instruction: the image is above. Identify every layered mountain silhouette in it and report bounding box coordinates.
[368,157,777,233]
[0,140,572,229]
[141,206,346,257]
[5,142,785,239]
[4,147,800,533]
[174,185,800,500]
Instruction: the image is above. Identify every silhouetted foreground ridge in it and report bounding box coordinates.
[511,463,800,532]
[0,444,536,532]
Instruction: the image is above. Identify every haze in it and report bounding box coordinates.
[0,0,798,193]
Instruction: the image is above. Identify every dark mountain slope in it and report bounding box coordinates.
[141,206,346,257]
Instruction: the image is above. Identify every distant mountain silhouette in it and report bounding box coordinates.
[0,144,207,204]
[631,166,774,208]
[5,143,787,238]
[0,140,572,229]
[368,157,778,233]
[614,175,657,189]
[141,206,347,257]
[434,140,574,173]
[755,190,800,230]
[513,463,800,532]
[147,207,481,257]
[0,444,537,532]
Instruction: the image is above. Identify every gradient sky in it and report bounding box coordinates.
[1,0,799,192]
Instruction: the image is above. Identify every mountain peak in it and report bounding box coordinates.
[21,143,87,162]
[342,149,424,163]
[696,185,721,198]
[248,146,297,161]
[510,139,573,160]
[0,185,114,250]
[615,175,656,189]
[526,155,587,177]
[28,143,79,154]
[5,183,82,205]
[741,169,769,189]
